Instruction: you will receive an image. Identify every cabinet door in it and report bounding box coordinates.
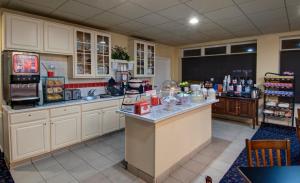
[226,99,239,116]
[135,41,146,76]
[44,22,74,54]
[239,100,254,117]
[82,110,102,140]
[4,13,43,51]
[11,120,50,161]
[119,116,125,129]
[95,33,111,77]
[146,44,155,76]
[50,114,81,150]
[74,29,94,78]
[212,98,226,114]
[102,106,119,134]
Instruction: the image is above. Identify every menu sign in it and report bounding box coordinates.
[13,54,39,74]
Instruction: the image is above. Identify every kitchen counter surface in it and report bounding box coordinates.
[2,96,124,113]
[117,99,218,123]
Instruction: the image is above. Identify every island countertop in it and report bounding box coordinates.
[117,99,218,123]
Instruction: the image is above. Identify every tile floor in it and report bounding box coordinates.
[10,119,257,183]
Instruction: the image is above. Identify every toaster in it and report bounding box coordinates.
[64,89,73,101]
[72,89,81,100]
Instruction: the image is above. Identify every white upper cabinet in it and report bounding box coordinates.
[95,32,111,77]
[74,28,95,78]
[44,22,74,55]
[130,40,155,77]
[3,13,43,51]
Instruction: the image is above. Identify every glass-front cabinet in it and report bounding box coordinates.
[96,33,111,76]
[73,28,111,78]
[132,40,155,77]
[75,29,94,77]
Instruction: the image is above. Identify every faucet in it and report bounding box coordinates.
[87,89,96,96]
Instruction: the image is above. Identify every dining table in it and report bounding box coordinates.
[239,166,300,183]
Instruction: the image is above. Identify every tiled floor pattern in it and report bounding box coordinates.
[10,119,257,183]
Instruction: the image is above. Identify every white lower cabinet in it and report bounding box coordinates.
[120,116,125,129]
[11,120,50,161]
[82,110,102,140]
[50,114,81,150]
[102,106,119,134]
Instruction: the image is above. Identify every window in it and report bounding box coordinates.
[183,48,201,57]
[281,39,300,50]
[231,43,257,53]
[204,46,226,55]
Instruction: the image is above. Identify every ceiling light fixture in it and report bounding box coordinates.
[189,17,199,25]
[247,48,254,52]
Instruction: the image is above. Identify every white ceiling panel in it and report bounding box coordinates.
[238,0,284,14]
[86,12,129,27]
[108,2,150,19]
[204,6,244,21]
[8,0,54,14]
[285,0,300,6]
[157,4,199,20]
[130,0,181,11]
[286,4,300,20]
[247,8,288,27]
[156,21,185,31]
[259,23,289,34]
[115,21,148,32]
[20,0,67,9]
[53,0,103,19]
[74,0,127,10]
[136,14,169,26]
[186,0,234,14]
[52,10,87,21]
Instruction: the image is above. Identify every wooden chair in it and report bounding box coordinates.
[246,139,291,167]
[205,176,212,183]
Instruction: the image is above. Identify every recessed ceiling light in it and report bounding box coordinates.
[189,17,199,25]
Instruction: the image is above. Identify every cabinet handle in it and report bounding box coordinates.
[28,114,32,116]
[64,109,67,111]
[43,123,47,126]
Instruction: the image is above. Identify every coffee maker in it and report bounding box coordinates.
[3,51,40,109]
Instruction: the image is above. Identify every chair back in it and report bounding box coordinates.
[205,176,212,183]
[246,139,291,167]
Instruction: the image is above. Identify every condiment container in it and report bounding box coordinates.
[207,88,216,100]
[135,101,151,115]
[176,93,190,105]
[151,95,160,106]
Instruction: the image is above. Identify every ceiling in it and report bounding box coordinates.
[0,0,300,46]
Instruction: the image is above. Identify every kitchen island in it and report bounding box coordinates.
[118,99,218,183]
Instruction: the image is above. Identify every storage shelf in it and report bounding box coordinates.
[263,72,295,126]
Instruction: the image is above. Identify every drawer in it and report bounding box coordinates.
[50,105,81,117]
[10,110,49,124]
[82,100,119,112]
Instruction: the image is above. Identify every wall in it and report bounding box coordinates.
[178,30,300,86]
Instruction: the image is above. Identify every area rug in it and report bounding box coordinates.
[220,122,300,183]
[0,152,14,183]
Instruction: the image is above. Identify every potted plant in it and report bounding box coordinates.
[179,81,189,92]
[111,46,130,61]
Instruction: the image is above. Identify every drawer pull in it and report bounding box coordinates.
[43,123,46,126]
[64,109,67,111]
[28,114,32,116]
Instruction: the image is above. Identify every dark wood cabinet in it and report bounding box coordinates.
[213,96,259,128]
[226,99,239,116]
[212,98,226,114]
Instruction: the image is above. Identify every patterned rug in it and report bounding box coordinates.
[0,152,14,183]
[220,122,300,183]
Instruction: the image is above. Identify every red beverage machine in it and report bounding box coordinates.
[3,51,40,108]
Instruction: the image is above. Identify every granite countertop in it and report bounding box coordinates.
[117,99,218,123]
[3,96,124,113]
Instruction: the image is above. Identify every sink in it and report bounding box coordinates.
[83,96,98,101]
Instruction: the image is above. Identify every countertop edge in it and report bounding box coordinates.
[2,96,124,113]
[117,99,218,123]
